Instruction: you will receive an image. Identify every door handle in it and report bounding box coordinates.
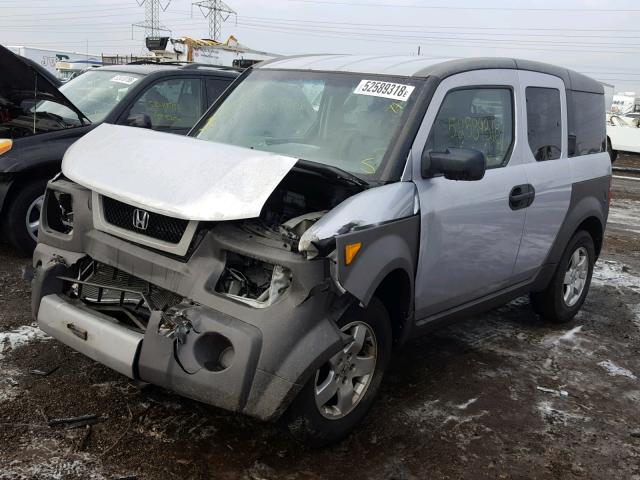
[509,184,535,210]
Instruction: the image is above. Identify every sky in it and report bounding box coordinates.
[1,0,639,93]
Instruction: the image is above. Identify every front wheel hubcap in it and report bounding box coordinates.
[563,246,589,307]
[314,321,377,420]
[26,195,45,243]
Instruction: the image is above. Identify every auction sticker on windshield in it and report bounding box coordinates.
[354,80,415,102]
[110,75,138,85]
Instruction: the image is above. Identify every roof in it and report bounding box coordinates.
[257,54,603,94]
[96,63,239,77]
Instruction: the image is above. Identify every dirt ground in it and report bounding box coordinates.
[1,162,639,479]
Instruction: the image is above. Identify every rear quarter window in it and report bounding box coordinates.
[526,87,562,161]
[568,90,606,157]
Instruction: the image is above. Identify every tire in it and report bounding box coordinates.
[280,297,392,447]
[2,180,48,257]
[530,230,595,323]
[607,138,617,163]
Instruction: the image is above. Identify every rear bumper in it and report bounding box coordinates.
[38,294,142,378]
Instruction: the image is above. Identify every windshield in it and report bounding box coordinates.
[39,70,143,123]
[193,70,424,180]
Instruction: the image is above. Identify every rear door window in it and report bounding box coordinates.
[526,87,562,161]
[567,90,605,156]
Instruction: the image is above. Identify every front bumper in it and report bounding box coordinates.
[32,180,346,421]
[38,294,143,378]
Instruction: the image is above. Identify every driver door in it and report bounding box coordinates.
[410,70,528,322]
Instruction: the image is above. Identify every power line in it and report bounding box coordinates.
[287,0,640,13]
[231,20,640,53]
[236,15,640,40]
[230,22,640,55]
[0,4,139,17]
[233,19,640,47]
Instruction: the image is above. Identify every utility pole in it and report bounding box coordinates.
[132,0,171,40]
[192,0,236,41]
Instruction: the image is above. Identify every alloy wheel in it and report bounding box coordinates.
[314,321,377,420]
[563,246,589,307]
[25,194,45,243]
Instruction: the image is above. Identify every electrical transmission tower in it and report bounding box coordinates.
[132,0,172,39]
[192,0,236,41]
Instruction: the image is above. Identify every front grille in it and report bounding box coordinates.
[102,196,188,244]
[60,261,184,332]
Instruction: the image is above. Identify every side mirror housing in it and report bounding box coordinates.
[421,148,486,181]
[126,113,152,129]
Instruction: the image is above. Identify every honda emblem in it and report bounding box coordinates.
[133,208,150,230]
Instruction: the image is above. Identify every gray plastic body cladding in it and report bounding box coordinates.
[531,175,610,291]
[335,215,420,308]
[34,182,345,420]
[138,310,262,415]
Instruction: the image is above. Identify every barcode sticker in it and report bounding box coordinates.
[354,80,415,101]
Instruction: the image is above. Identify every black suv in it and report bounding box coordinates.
[0,44,239,255]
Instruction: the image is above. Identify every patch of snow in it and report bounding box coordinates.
[598,359,637,380]
[0,324,49,359]
[456,398,478,410]
[558,325,583,343]
[543,325,584,347]
[0,443,105,480]
[537,401,588,425]
[608,200,640,234]
[592,260,640,292]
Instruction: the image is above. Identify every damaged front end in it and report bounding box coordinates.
[33,144,420,421]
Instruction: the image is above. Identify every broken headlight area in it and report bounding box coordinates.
[58,259,184,333]
[239,168,362,254]
[215,252,292,308]
[44,189,74,235]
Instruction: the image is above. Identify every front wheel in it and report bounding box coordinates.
[281,297,392,447]
[530,230,595,323]
[2,180,48,257]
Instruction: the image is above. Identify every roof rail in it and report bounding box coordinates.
[179,63,242,71]
[126,59,189,65]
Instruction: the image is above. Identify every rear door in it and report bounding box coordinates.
[410,69,529,321]
[511,71,572,277]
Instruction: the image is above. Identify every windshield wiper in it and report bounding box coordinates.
[295,159,369,188]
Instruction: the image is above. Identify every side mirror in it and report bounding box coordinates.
[421,148,486,181]
[126,113,152,129]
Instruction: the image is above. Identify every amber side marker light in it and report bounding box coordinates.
[0,139,12,155]
[344,242,362,265]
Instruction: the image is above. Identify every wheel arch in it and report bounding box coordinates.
[532,181,607,293]
[373,268,414,344]
[576,215,604,258]
[1,163,61,217]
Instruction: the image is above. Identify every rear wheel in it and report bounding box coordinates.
[530,230,595,323]
[281,297,392,447]
[2,180,48,256]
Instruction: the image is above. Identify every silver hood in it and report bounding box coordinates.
[61,124,298,221]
